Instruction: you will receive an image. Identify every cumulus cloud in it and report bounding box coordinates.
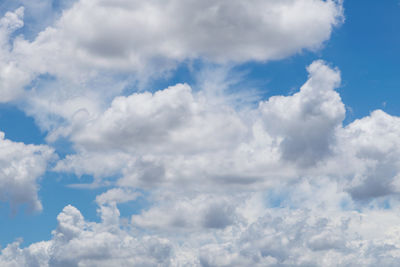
[54,59,400,202]
[0,0,343,134]
[259,60,345,166]
[0,204,173,267]
[69,83,246,153]
[95,187,141,206]
[51,0,343,67]
[40,58,400,267]
[0,7,32,103]
[4,55,400,263]
[339,110,400,200]
[4,1,400,265]
[0,131,55,212]
[131,193,239,231]
[55,60,347,191]
[9,0,343,75]
[3,188,400,266]
[54,82,253,188]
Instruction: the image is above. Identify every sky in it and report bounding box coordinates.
[0,0,400,266]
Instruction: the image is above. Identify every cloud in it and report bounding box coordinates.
[0,204,173,267]
[3,189,400,266]
[55,60,346,191]
[51,0,343,66]
[54,82,252,188]
[0,131,55,212]
[95,187,141,206]
[131,193,239,231]
[259,60,345,166]
[0,7,32,103]
[3,1,400,266]
[339,110,400,200]
[0,0,343,126]
[17,0,343,72]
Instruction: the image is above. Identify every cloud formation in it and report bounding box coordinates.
[8,0,343,74]
[0,132,54,212]
[3,1,400,266]
[3,55,400,265]
[44,60,400,265]
[0,0,343,130]
[3,188,400,266]
[55,60,346,191]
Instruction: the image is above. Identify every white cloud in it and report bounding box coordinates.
[259,60,345,166]
[54,82,255,188]
[50,0,343,67]
[0,7,32,103]
[0,0,343,126]
[338,110,400,200]
[69,83,246,153]
[55,60,346,192]
[13,0,343,74]
[95,187,141,206]
[3,1,400,266]
[131,193,240,231]
[3,189,400,266]
[0,131,55,212]
[54,60,400,203]
[0,204,174,267]
[0,7,24,33]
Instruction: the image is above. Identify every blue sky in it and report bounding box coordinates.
[1,0,400,266]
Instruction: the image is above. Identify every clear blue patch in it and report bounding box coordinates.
[118,190,151,218]
[0,171,103,247]
[51,137,76,159]
[0,104,46,145]
[134,60,200,95]
[321,0,400,122]
[265,189,288,208]
[383,199,391,210]
[340,199,351,211]
[0,171,151,248]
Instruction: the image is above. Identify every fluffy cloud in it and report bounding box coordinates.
[3,64,400,263]
[52,0,343,66]
[0,7,32,102]
[3,1,400,266]
[69,83,247,153]
[338,110,400,200]
[131,193,240,231]
[55,60,347,191]
[197,206,400,266]
[4,1,400,264]
[10,0,343,75]
[54,82,252,188]
[0,205,173,267]
[259,60,345,166]
[0,0,343,127]
[0,131,55,212]
[3,188,400,266]
[38,59,400,265]
[54,59,400,202]
[95,187,141,206]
